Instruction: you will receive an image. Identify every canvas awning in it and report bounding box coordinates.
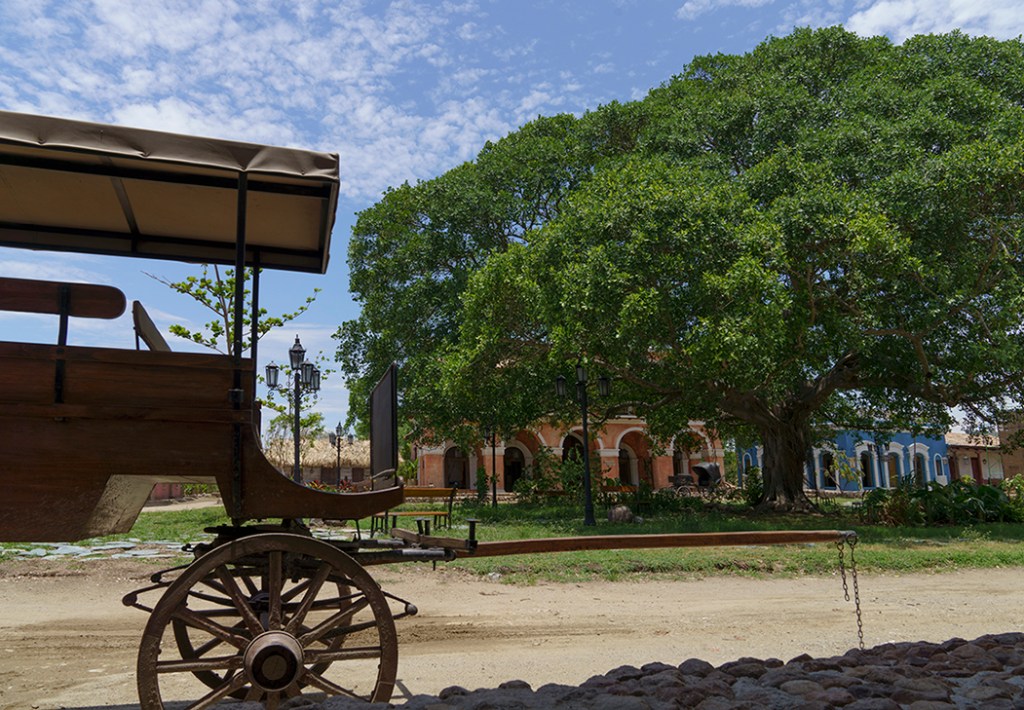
[0,111,339,273]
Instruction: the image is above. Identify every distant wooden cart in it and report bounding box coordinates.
[0,111,860,709]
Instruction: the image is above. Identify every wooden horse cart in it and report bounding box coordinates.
[0,111,860,708]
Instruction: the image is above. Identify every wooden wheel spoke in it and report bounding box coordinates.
[190,635,227,658]
[214,565,264,636]
[244,684,264,701]
[264,692,280,710]
[173,606,249,650]
[268,550,283,630]
[186,671,248,710]
[156,654,243,674]
[305,645,383,663]
[176,608,251,619]
[298,597,370,647]
[281,575,312,603]
[301,668,366,701]
[315,615,383,643]
[239,571,260,596]
[197,576,230,598]
[284,562,332,635]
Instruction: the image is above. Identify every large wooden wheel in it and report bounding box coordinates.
[136,533,398,709]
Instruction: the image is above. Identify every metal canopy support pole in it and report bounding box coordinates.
[232,172,248,366]
[230,172,249,521]
[250,253,261,414]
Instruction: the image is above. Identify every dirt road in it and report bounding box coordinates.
[1,559,1022,709]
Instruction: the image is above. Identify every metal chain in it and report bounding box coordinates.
[837,537,865,650]
[849,537,864,650]
[836,539,849,600]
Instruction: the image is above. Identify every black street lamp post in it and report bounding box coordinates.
[482,425,498,508]
[328,422,355,483]
[265,335,320,484]
[556,365,610,527]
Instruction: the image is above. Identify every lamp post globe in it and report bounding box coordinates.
[288,335,305,369]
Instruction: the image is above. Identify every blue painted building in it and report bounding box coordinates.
[739,431,950,491]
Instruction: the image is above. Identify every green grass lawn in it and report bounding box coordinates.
[4,499,1024,583]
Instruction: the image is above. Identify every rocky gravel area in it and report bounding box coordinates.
[309,632,1024,709]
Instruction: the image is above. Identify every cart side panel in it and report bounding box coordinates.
[236,437,405,521]
[0,342,237,541]
[0,341,404,540]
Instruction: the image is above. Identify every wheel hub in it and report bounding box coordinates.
[244,631,304,691]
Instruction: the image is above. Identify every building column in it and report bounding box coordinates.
[651,455,674,489]
[484,444,506,491]
[597,448,619,482]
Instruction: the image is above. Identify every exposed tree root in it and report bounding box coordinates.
[756,496,821,514]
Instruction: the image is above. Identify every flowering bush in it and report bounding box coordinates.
[305,479,354,493]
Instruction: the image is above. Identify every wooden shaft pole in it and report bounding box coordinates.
[455,530,856,558]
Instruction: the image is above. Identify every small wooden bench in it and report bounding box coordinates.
[370,485,457,536]
[601,483,640,512]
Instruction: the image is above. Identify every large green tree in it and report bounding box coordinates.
[339,27,1024,509]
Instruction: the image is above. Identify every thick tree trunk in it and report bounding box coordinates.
[720,353,860,513]
[757,417,816,512]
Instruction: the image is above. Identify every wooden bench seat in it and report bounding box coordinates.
[370,485,457,536]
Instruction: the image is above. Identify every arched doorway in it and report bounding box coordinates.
[673,448,688,480]
[914,453,926,486]
[504,446,525,492]
[444,447,469,489]
[561,434,585,463]
[859,451,872,488]
[821,452,836,489]
[618,446,637,485]
[886,453,901,487]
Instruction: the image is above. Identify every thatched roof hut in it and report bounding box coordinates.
[264,437,371,470]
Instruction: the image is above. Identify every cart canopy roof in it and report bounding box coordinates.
[0,111,339,274]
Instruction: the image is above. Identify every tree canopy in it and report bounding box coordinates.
[337,27,1024,508]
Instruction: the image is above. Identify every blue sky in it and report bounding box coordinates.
[1,0,1022,428]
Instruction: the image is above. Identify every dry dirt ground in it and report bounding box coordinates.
[1,558,1022,709]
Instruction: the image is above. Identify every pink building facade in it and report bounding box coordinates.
[413,417,724,491]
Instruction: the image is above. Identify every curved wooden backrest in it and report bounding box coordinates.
[0,276,126,319]
[132,300,171,352]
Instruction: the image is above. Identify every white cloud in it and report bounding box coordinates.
[846,0,1024,41]
[0,256,112,285]
[676,0,775,21]
[0,1,651,204]
[516,89,557,123]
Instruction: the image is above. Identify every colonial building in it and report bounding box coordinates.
[740,430,950,492]
[996,417,1024,480]
[945,432,1005,484]
[413,417,725,491]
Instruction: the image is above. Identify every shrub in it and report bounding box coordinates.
[741,466,763,507]
[862,477,1021,526]
[181,483,217,496]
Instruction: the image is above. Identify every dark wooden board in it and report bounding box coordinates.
[456,530,855,558]
[0,276,126,319]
